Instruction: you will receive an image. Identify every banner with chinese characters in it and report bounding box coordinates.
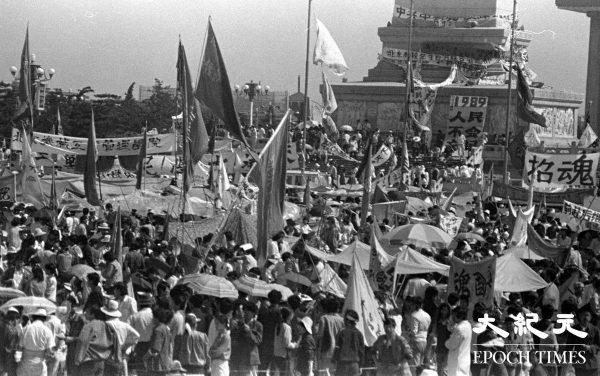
[449,256,496,316]
[393,4,511,28]
[438,212,463,238]
[563,200,600,225]
[381,47,492,71]
[11,128,175,156]
[446,96,488,148]
[522,150,600,191]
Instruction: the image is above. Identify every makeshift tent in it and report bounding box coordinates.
[217,208,257,248]
[506,246,546,261]
[494,253,548,292]
[328,240,393,270]
[393,247,450,277]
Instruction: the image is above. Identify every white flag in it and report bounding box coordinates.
[524,125,541,147]
[510,205,535,247]
[321,71,337,114]
[313,19,349,76]
[342,252,384,346]
[372,144,392,167]
[579,124,598,148]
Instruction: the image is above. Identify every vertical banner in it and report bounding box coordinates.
[449,256,496,317]
[446,96,488,148]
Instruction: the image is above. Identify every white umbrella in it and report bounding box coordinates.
[384,223,454,248]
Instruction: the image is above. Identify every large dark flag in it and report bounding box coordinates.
[196,20,249,147]
[355,136,373,181]
[256,110,291,266]
[135,127,147,190]
[176,41,197,194]
[84,109,101,206]
[360,141,373,226]
[514,65,546,127]
[507,126,526,173]
[112,208,123,264]
[14,27,33,120]
[50,165,58,210]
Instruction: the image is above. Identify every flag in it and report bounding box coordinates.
[507,127,526,173]
[50,165,58,210]
[313,19,349,75]
[322,114,339,141]
[342,251,384,346]
[84,109,101,206]
[527,164,535,209]
[314,262,347,298]
[527,224,569,266]
[321,71,338,114]
[371,184,389,204]
[579,124,598,148]
[401,137,410,173]
[360,141,373,227]
[510,206,535,247]
[20,126,46,207]
[441,187,456,211]
[356,137,373,181]
[176,41,196,194]
[53,107,63,135]
[111,208,123,264]
[14,27,33,120]
[257,110,291,265]
[196,20,249,146]
[135,127,147,190]
[368,226,391,291]
[303,179,312,209]
[514,64,546,127]
[524,125,541,147]
[232,150,243,185]
[372,144,392,167]
[216,154,231,209]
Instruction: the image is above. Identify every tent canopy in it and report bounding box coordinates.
[494,253,549,292]
[328,240,393,270]
[505,246,546,261]
[393,247,450,277]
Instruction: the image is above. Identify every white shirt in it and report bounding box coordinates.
[106,318,140,348]
[128,307,154,342]
[118,295,138,323]
[20,319,56,352]
[446,320,472,376]
[267,240,281,260]
[542,283,560,311]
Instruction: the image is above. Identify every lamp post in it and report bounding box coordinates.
[9,52,55,113]
[234,81,269,127]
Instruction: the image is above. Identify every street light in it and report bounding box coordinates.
[9,53,56,111]
[235,80,269,127]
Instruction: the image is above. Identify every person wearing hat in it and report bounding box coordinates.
[103,300,140,375]
[18,308,55,376]
[567,304,600,376]
[1,307,22,376]
[295,316,316,376]
[332,309,364,376]
[176,313,211,375]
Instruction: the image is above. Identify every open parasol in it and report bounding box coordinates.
[234,276,293,300]
[277,272,313,287]
[0,296,56,314]
[0,287,26,300]
[68,264,101,280]
[454,232,486,243]
[384,223,454,248]
[339,125,353,132]
[177,273,239,299]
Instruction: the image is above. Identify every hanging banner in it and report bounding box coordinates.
[393,5,511,28]
[11,128,175,156]
[446,96,488,149]
[372,144,392,167]
[382,47,493,71]
[522,150,600,191]
[449,256,496,316]
[438,213,463,238]
[492,181,593,205]
[563,200,600,225]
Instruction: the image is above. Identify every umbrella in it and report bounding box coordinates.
[0,296,56,314]
[339,125,353,132]
[0,287,26,300]
[454,232,486,243]
[233,276,293,300]
[68,264,100,280]
[277,272,313,287]
[383,223,454,248]
[177,273,239,299]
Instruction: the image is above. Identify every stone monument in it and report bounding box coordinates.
[332,0,583,165]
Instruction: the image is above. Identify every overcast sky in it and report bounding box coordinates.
[0,0,591,101]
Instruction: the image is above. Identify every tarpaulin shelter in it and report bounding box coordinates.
[328,240,393,270]
[393,247,450,277]
[494,252,548,292]
[217,208,257,248]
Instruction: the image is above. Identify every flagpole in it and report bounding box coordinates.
[402,0,414,180]
[182,59,189,221]
[502,0,517,184]
[301,0,313,185]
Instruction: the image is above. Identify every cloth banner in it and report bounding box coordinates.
[446,96,488,148]
[466,145,484,166]
[509,206,535,247]
[313,19,349,75]
[492,181,592,205]
[11,128,175,156]
[321,71,338,114]
[381,48,495,74]
[563,200,600,225]
[393,4,511,27]
[579,124,598,148]
[449,256,496,316]
[438,212,463,238]
[372,144,392,167]
[522,150,600,191]
[322,140,359,163]
[408,65,457,132]
[526,224,569,267]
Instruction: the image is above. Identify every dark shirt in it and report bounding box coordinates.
[125,251,145,274]
[257,305,282,359]
[296,333,316,375]
[568,323,600,370]
[230,319,263,367]
[333,326,364,364]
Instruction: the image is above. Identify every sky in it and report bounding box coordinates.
[0,0,591,102]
